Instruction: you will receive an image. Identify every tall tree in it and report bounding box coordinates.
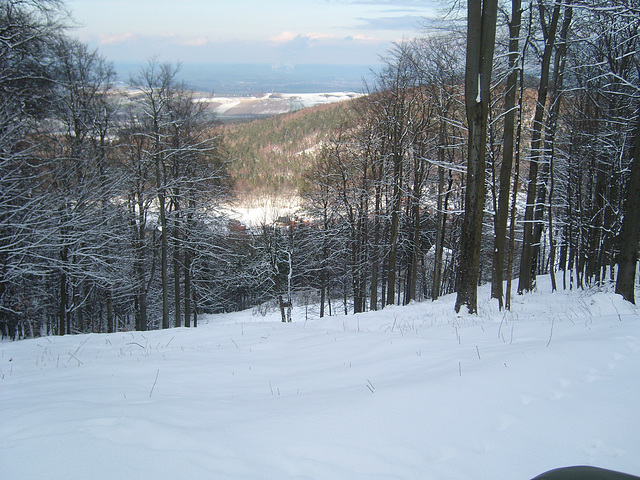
[518,0,563,293]
[119,110,156,331]
[130,60,181,329]
[455,0,499,314]
[379,55,411,307]
[616,115,640,304]
[0,0,64,337]
[491,0,523,308]
[47,38,119,334]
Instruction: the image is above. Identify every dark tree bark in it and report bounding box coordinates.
[184,204,194,327]
[455,0,499,314]
[518,0,562,294]
[387,131,403,306]
[433,164,445,300]
[156,146,170,329]
[59,245,68,335]
[543,3,572,292]
[492,0,522,308]
[370,168,383,311]
[616,115,640,304]
[172,199,182,328]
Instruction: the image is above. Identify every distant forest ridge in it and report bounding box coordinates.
[223,99,358,197]
[113,62,379,95]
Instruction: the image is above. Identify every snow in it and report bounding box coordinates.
[195,92,362,118]
[223,195,302,227]
[2,278,639,479]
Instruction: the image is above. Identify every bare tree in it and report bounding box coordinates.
[130,60,182,329]
[0,0,66,337]
[455,0,499,314]
[616,115,640,304]
[518,0,568,294]
[491,0,523,309]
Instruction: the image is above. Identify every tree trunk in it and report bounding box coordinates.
[172,202,182,328]
[518,0,562,293]
[352,222,363,314]
[455,0,498,314]
[59,259,68,336]
[193,288,198,328]
[387,150,402,306]
[433,165,445,300]
[106,291,114,333]
[370,175,382,310]
[407,202,420,304]
[492,0,521,308]
[276,271,286,323]
[321,203,330,317]
[159,195,169,328]
[616,115,640,304]
[320,271,326,318]
[184,202,194,327]
[184,243,191,327]
[545,4,572,291]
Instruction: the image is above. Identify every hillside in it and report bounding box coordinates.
[200,92,361,121]
[2,279,639,479]
[222,98,360,198]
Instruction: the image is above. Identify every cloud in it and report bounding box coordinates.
[306,32,341,42]
[278,34,312,59]
[97,32,138,45]
[269,31,300,44]
[268,31,344,65]
[325,0,432,7]
[96,31,217,49]
[270,31,359,46]
[356,15,424,31]
[180,36,211,47]
[88,29,390,66]
[348,34,381,43]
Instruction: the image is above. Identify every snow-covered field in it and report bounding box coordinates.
[196,92,361,119]
[2,279,639,479]
[223,194,303,227]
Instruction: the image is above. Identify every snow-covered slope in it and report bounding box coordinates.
[2,280,639,479]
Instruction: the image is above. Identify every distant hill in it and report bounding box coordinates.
[222,98,360,198]
[200,92,362,122]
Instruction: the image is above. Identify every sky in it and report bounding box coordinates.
[66,0,444,67]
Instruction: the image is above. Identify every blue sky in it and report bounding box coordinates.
[67,0,442,66]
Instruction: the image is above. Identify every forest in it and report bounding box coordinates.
[1,0,639,339]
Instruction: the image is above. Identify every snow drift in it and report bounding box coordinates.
[1,279,639,479]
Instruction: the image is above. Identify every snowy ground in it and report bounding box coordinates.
[196,92,361,119]
[2,279,639,479]
[223,194,303,227]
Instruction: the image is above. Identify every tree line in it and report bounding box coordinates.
[222,101,352,198]
[1,0,639,339]
[300,0,639,315]
[1,1,231,337]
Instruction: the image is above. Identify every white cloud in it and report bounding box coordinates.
[350,34,381,43]
[355,15,424,31]
[181,36,211,47]
[269,31,300,44]
[306,32,340,42]
[97,32,138,45]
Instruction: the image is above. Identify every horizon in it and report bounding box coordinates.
[114,62,380,96]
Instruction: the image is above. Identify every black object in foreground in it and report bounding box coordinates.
[532,466,640,480]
